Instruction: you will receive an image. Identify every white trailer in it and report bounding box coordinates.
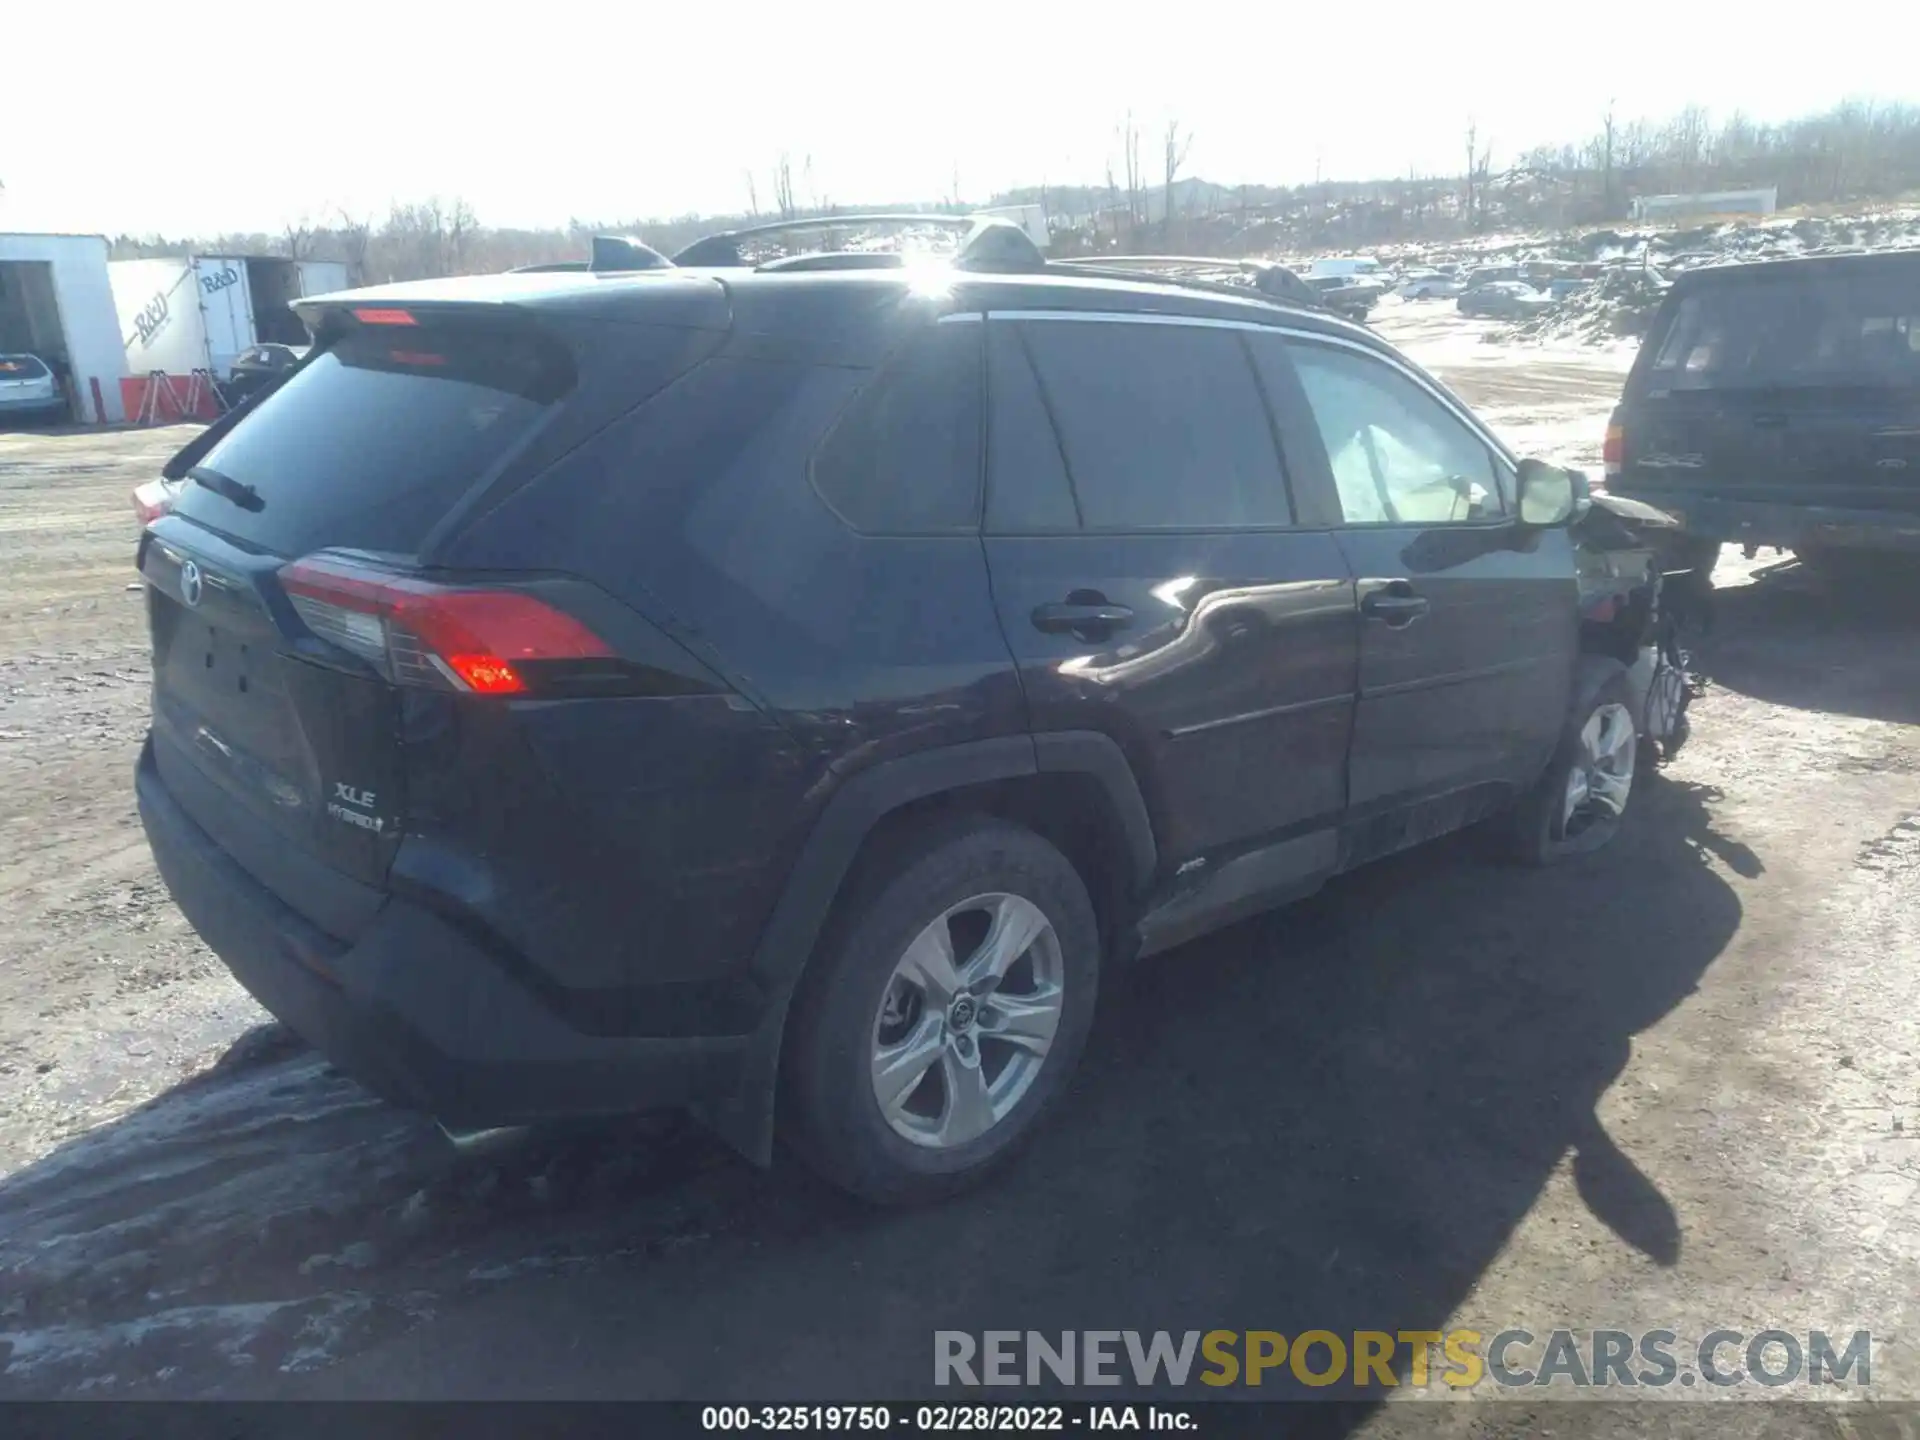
[109,256,350,380]
[0,233,131,422]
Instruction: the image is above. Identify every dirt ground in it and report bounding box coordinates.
[2,303,1916,1427]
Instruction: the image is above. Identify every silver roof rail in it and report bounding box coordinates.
[671,214,1044,272]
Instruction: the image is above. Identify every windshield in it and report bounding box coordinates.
[0,355,51,379]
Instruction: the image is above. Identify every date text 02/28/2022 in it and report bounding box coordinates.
[700,1405,1191,1431]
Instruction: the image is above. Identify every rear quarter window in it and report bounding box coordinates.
[809,320,983,534]
[173,325,571,557]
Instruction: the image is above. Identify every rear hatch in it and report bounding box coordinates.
[139,295,723,934]
[1620,263,1920,515]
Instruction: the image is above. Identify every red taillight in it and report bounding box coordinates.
[133,478,177,525]
[279,554,611,695]
[1602,411,1624,483]
[352,307,418,326]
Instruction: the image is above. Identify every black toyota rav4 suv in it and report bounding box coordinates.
[137,221,1641,1203]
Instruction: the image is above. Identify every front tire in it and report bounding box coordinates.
[783,819,1100,1204]
[1507,668,1640,865]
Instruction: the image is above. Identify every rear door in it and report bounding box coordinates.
[1263,333,1576,853]
[980,311,1358,885]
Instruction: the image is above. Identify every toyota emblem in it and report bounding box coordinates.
[179,559,204,608]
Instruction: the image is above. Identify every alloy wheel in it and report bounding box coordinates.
[870,893,1064,1149]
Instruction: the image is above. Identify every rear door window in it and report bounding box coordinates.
[984,323,1080,533]
[173,324,570,556]
[810,319,983,534]
[1010,318,1292,530]
[1649,273,1920,390]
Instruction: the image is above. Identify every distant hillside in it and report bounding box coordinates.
[107,99,1920,281]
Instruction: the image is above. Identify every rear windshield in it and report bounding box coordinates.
[0,356,50,379]
[174,325,570,556]
[1646,271,1920,390]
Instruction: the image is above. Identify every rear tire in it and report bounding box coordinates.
[1507,668,1640,866]
[783,818,1100,1205]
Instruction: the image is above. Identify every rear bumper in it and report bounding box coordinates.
[136,738,751,1127]
[1617,490,1920,554]
[0,394,64,417]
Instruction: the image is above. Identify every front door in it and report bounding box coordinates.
[979,312,1358,894]
[1258,334,1577,856]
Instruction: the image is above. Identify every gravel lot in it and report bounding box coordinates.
[2,305,1916,1427]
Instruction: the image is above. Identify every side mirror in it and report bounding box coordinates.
[1516,458,1577,527]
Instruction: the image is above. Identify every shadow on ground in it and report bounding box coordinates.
[1695,556,1920,726]
[0,763,1746,1414]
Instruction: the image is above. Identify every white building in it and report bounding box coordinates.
[0,233,131,423]
[1631,188,1779,223]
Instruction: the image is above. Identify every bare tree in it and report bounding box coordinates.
[1597,101,1618,216]
[1464,118,1478,227]
[1667,105,1710,193]
[283,214,315,260]
[332,208,372,284]
[1162,121,1192,243]
[1119,111,1145,231]
[445,198,476,273]
[1463,118,1493,230]
[799,155,832,214]
[745,171,760,218]
[772,154,796,220]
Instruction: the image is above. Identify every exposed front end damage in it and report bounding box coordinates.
[1572,486,1698,762]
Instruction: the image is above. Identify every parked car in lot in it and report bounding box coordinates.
[223,342,308,405]
[135,217,1664,1204]
[1459,281,1555,319]
[1398,270,1466,300]
[0,353,68,424]
[1608,249,1920,583]
[1306,254,1385,281]
[1306,273,1381,321]
[1467,264,1524,288]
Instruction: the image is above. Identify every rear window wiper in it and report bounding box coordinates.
[188,465,265,512]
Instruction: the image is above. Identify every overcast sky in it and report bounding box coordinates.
[6,1,1913,238]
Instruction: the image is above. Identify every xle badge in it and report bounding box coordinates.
[327,782,384,833]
